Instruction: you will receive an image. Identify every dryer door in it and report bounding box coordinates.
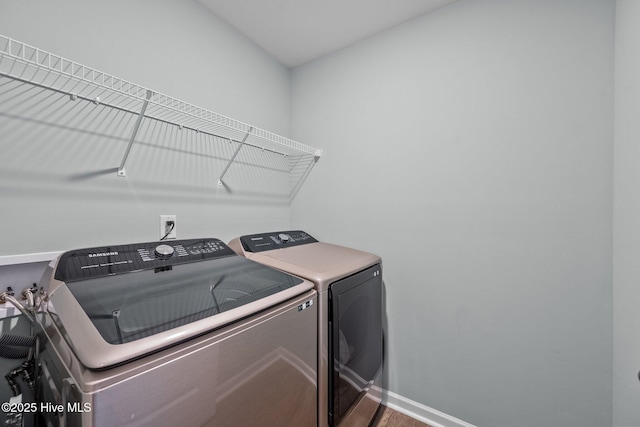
[329,264,383,426]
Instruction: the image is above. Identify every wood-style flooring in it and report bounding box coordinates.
[371,406,433,427]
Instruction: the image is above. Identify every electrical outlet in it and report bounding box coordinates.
[160,215,177,240]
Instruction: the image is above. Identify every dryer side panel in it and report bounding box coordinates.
[329,265,383,427]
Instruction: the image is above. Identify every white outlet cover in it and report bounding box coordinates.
[159,215,177,240]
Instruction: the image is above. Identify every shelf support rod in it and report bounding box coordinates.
[290,154,321,202]
[217,127,253,186]
[117,89,153,177]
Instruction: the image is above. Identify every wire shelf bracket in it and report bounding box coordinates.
[289,153,321,201]
[217,127,253,186]
[117,89,153,177]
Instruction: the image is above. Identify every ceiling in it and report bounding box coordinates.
[196,0,459,68]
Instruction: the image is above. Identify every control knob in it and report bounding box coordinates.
[278,233,291,243]
[154,244,175,260]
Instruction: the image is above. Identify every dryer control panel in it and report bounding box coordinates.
[239,230,318,253]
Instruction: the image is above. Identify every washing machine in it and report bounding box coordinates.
[228,231,383,427]
[34,237,318,426]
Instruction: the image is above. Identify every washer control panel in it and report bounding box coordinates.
[54,238,236,282]
[239,230,318,253]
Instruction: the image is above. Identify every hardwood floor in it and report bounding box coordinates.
[371,406,433,427]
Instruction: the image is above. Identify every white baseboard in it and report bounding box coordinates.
[382,389,477,427]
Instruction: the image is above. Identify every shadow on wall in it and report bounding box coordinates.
[0,78,317,205]
[0,167,293,207]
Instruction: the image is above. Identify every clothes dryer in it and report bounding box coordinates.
[229,231,383,427]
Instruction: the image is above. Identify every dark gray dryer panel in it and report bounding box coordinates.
[329,264,383,426]
[239,230,318,252]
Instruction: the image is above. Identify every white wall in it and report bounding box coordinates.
[613,1,640,426]
[0,0,292,255]
[291,1,614,426]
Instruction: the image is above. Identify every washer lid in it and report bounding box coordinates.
[45,238,313,369]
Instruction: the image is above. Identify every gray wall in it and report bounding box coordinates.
[290,1,614,426]
[0,0,293,255]
[0,1,624,426]
[613,1,640,426]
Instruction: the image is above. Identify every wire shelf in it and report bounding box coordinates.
[0,34,322,196]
